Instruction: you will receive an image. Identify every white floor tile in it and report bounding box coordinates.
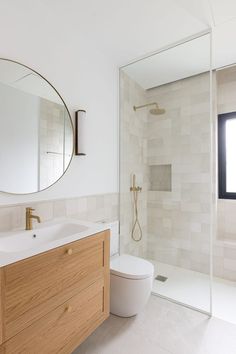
[150,260,236,324]
[73,295,236,354]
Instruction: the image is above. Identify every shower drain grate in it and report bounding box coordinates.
[155,275,168,282]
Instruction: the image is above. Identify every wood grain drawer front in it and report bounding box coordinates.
[2,230,110,341]
[1,279,107,354]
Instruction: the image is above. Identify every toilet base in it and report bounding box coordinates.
[110,274,153,317]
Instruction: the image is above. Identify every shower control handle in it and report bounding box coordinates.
[130,186,142,192]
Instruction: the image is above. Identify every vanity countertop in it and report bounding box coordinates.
[0,218,110,267]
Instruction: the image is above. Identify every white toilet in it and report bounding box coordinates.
[108,221,154,317]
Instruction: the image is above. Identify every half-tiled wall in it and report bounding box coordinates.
[0,193,118,232]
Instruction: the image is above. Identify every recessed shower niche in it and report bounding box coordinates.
[149,164,172,191]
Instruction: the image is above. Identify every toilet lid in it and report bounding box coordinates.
[110,254,154,280]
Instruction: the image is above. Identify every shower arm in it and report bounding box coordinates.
[133,102,157,111]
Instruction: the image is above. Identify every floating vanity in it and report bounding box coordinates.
[0,220,110,354]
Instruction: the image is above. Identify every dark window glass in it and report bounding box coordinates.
[218,112,236,199]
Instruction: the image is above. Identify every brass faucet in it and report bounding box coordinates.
[25,207,41,230]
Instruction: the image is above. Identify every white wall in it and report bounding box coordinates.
[0,2,119,205]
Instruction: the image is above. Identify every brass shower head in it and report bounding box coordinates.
[133,102,165,115]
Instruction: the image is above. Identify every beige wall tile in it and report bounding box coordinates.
[0,193,119,233]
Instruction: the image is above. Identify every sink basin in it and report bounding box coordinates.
[0,222,88,253]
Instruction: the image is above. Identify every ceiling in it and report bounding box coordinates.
[122,0,236,89]
[0,0,236,88]
[0,0,209,67]
[174,0,236,26]
[123,34,211,89]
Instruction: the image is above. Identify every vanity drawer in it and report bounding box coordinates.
[1,230,110,341]
[1,278,107,354]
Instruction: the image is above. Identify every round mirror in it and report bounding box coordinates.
[0,59,74,194]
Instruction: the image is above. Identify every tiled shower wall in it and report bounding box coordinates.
[213,66,236,281]
[0,193,118,232]
[146,73,212,274]
[119,71,148,258]
[120,69,236,281]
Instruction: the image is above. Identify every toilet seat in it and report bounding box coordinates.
[110,254,154,280]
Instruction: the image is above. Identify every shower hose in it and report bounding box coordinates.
[131,187,143,242]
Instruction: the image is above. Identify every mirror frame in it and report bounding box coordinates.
[0,58,75,195]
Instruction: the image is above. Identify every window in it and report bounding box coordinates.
[218,112,236,199]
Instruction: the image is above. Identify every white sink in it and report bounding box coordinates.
[0,222,88,253]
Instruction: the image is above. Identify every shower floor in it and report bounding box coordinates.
[149,260,236,325]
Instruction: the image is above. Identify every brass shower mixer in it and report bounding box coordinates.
[130,174,142,192]
[130,186,142,192]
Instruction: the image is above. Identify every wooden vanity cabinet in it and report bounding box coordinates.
[0,230,110,354]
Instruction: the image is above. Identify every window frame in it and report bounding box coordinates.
[218,111,236,199]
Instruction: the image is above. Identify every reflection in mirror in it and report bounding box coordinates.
[0,59,73,194]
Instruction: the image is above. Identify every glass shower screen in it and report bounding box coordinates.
[119,32,213,314]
